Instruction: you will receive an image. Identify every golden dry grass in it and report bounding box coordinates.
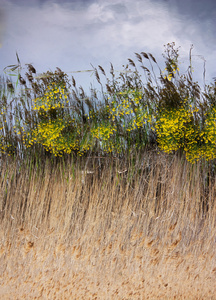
[0,153,216,299]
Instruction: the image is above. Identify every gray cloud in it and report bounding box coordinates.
[0,5,6,48]
[0,0,215,91]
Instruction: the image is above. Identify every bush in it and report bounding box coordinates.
[1,43,216,164]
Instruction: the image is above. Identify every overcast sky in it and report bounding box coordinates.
[0,0,216,92]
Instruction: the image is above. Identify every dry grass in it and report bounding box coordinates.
[0,152,216,299]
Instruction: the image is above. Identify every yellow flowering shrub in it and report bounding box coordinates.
[203,107,216,145]
[32,82,68,114]
[183,121,203,163]
[23,81,82,156]
[155,104,216,163]
[184,106,216,162]
[86,88,154,154]
[109,89,152,145]
[126,105,152,132]
[91,122,117,153]
[155,107,192,153]
[24,118,81,156]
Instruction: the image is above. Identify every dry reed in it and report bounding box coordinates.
[0,152,216,299]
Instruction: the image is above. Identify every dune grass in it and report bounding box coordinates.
[0,152,216,299]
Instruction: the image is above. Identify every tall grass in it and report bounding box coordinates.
[0,152,216,299]
[0,43,216,298]
[1,42,216,164]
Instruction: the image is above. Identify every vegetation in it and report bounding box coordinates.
[0,42,216,164]
[0,43,216,298]
[0,153,216,298]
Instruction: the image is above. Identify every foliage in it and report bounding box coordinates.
[1,43,216,164]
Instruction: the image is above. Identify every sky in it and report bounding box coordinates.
[0,0,216,93]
